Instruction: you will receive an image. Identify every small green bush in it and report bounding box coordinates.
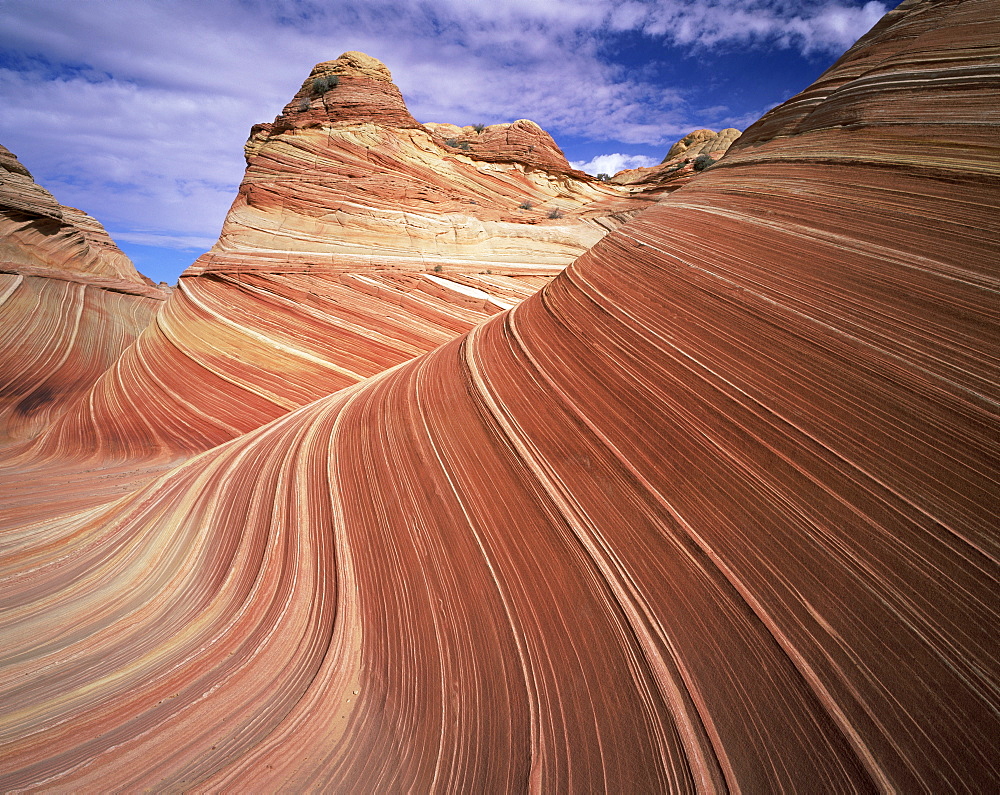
[445,139,471,150]
[311,74,340,94]
[472,123,486,133]
[518,201,533,210]
[692,153,715,172]
[548,208,563,219]
[433,264,443,273]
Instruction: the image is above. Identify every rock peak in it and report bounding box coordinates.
[255,51,421,144]
[309,51,393,82]
[0,141,163,292]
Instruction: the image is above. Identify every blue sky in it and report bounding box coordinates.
[0,0,896,284]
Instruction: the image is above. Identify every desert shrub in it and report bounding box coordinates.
[692,153,715,172]
[548,208,564,219]
[518,201,533,210]
[596,173,610,181]
[311,74,340,94]
[433,264,443,273]
[296,97,310,112]
[472,123,486,133]
[445,139,471,150]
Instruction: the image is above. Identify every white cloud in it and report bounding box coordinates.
[571,153,659,176]
[612,0,888,54]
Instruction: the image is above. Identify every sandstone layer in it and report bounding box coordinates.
[21,52,651,462]
[0,144,163,289]
[1,0,998,790]
[0,146,168,443]
[210,50,639,275]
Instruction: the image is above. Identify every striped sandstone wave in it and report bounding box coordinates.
[18,51,659,462]
[0,0,998,790]
[0,145,168,445]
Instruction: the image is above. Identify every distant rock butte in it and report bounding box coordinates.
[0,144,165,294]
[664,128,718,160]
[609,127,742,193]
[0,144,167,444]
[422,119,589,176]
[206,50,645,278]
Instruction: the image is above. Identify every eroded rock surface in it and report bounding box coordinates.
[25,52,651,461]
[1,0,998,790]
[0,145,168,443]
[211,51,640,274]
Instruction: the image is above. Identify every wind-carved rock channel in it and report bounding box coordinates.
[0,1,998,790]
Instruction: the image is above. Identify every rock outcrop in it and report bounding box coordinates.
[610,127,742,193]
[208,51,638,275]
[422,119,588,176]
[0,144,164,289]
[1,0,998,790]
[0,145,168,443]
[21,52,652,462]
[663,128,719,160]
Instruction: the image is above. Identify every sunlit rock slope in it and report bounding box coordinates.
[216,50,639,273]
[1,0,998,790]
[0,145,168,444]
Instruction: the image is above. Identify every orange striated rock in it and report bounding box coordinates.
[269,50,425,134]
[423,119,588,176]
[0,144,168,443]
[0,144,164,290]
[21,52,650,462]
[1,0,998,790]
[22,267,553,461]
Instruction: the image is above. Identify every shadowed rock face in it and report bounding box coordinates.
[0,144,163,289]
[1,0,999,790]
[0,145,168,443]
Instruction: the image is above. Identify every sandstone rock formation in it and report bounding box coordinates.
[211,50,638,274]
[0,144,163,288]
[663,128,718,160]
[1,0,998,790]
[20,51,652,462]
[609,127,742,193]
[422,119,588,176]
[0,145,168,443]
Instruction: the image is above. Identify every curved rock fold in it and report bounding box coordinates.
[1,0,998,790]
